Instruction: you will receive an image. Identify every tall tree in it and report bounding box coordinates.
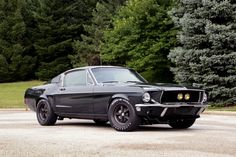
[71,0,126,67]
[0,0,36,82]
[168,0,236,104]
[33,0,96,80]
[101,0,177,82]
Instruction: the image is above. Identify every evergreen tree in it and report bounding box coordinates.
[71,0,126,67]
[0,0,36,82]
[33,0,96,80]
[168,0,236,104]
[101,0,177,82]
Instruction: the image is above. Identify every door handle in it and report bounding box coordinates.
[60,88,66,91]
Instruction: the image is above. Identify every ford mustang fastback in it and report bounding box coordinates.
[24,66,207,131]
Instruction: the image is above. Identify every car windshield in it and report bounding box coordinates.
[91,67,146,83]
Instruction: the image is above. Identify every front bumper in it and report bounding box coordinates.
[24,98,37,112]
[135,102,208,118]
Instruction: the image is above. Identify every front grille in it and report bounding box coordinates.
[150,91,163,103]
[165,107,200,116]
[161,90,202,103]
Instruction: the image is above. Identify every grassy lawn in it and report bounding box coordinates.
[207,105,236,112]
[0,81,44,108]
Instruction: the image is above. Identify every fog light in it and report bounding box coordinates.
[136,107,141,112]
[177,93,183,100]
[142,92,151,102]
[185,93,190,100]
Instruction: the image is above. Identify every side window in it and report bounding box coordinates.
[51,75,61,84]
[64,70,86,87]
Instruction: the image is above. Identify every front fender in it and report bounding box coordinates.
[108,92,144,110]
[111,94,129,102]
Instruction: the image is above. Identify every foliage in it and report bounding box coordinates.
[0,0,97,82]
[32,0,97,80]
[71,0,126,67]
[169,0,236,104]
[101,0,177,82]
[0,0,36,82]
[207,104,236,111]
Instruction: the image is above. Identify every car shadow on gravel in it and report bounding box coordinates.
[138,125,196,132]
[55,121,111,128]
[54,121,194,132]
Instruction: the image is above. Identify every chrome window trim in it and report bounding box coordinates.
[61,73,65,87]
[86,69,95,86]
[88,68,99,85]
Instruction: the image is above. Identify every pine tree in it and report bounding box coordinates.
[33,0,97,80]
[0,0,36,82]
[101,0,177,82]
[71,0,126,67]
[168,0,236,104]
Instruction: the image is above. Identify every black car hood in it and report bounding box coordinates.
[103,82,202,91]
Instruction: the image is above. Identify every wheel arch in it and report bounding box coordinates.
[36,95,48,108]
[108,94,130,110]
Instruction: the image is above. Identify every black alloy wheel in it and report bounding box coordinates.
[114,104,130,124]
[108,98,140,131]
[36,99,57,126]
[38,103,48,121]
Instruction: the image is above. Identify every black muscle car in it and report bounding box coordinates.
[24,66,208,131]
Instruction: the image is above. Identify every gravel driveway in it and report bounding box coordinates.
[0,111,235,157]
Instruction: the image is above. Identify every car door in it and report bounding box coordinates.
[54,69,94,115]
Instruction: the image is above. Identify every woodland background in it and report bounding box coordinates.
[0,0,235,105]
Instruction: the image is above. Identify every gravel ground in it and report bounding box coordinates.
[0,111,235,157]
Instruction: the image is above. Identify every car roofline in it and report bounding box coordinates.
[64,65,127,74]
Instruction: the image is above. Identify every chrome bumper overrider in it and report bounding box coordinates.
[135,103,208,117]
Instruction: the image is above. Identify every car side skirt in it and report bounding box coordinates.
[55,112,108,120]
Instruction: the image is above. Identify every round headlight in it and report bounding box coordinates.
[177,93,183,100]
[142,92,151,103]
[185,93,190,100]
[203,93,207,102]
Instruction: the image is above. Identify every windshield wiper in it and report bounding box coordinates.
[101,80,143,84]
[101,81,120,83]
[125,81,143,83]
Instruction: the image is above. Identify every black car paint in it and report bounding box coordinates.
[24,66,206,123]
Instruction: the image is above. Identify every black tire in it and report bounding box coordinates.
[168,119,196,129]
[93,119,108,125]
[108,98,140,131]
[36,99,57,126]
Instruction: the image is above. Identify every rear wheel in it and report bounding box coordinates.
[168,119,196,129]
[36,99,57,126]
[108,98,140,131]
[93,119,108,125]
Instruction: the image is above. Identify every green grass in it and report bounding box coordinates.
[0,81,44,108]
[207,105,236,112]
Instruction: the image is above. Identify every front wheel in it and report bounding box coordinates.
[168,119,196,129]
[36,99,57,126]
[108,99,140,131]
